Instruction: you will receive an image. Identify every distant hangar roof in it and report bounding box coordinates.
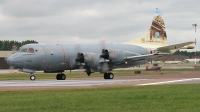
[0,51,13,58]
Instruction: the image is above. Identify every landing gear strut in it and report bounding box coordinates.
[56,73,66,80]
[85,66,91,76]
[104,72,114,79]
[30,73,36,81]
[87,72,91,76]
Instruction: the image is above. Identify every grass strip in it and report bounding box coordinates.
[0,84,200,112]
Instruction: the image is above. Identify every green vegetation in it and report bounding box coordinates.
[174,50,200,58]
[0,69,194,80]
[0,40,38,51]
[0,84,200,112]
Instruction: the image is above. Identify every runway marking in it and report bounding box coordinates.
[0,79,149,87]
[137,78,200,86]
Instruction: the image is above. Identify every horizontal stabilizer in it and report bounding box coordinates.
[124,53,169,61]
[156,41,195,51]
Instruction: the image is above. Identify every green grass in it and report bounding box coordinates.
[0,68,196,80]
[0,84,200,112]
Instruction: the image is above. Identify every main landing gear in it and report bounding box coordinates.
[56,73,66,80]
[104,72,114,79]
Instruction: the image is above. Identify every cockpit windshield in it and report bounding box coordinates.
[18,47,34,53]
[20,48,28,52]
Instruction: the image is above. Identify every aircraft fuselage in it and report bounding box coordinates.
[7,43,150,73]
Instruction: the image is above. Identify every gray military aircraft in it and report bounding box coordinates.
[6,8,194,81]
[6,42,168,80]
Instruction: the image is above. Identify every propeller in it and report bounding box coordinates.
[74,44,86,74]
[99,40,111,73]
[99,40,109,59]
[75,44,85,63]
[99,40,115,60]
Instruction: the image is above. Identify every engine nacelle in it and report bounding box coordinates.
[84,52,101,66]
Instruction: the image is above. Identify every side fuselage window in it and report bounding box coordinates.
[27,48,34,53]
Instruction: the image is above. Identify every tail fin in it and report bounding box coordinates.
[123,8,168,48]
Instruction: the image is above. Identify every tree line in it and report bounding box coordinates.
[0,40,38,51]
[174,50,200,58]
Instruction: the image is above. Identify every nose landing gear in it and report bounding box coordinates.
[30,73,36,81]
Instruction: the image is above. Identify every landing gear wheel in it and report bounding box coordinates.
[104,73,114,79]
[56,74,61,80]
[30,75,36,81]
[56,74,66,80]
[61,74,66,80]
[104,73,108,79]
[109,73,114,79]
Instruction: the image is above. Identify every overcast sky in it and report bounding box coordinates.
[0,0,199,51]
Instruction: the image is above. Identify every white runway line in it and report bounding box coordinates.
[137,78,200,86]
[0,79,148,87]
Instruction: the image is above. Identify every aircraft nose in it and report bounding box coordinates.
[6,54,23,67]
[6,56,12,65]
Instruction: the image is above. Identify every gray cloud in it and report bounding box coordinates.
[0,0,199,50]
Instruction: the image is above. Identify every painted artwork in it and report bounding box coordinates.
[155,32,160,38]
[149,8,167,41]
[123,8,168,47]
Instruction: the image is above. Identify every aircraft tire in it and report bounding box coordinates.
[56,74,61,80]
[109,73,114,79]
[61,74,66,80]
[104,73,108,79]
[30,75,36,81]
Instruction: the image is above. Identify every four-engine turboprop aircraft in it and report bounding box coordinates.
[6,8,194,81]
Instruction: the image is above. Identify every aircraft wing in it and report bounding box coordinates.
[124,53,169,61]
[156,41,195,51]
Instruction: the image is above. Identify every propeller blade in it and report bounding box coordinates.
[78,65,85,74]
[99,40,106,50]
[75,44,81,53]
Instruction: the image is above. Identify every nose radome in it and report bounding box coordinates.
[6,56,12,65]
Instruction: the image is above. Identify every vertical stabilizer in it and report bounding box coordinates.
[123,8,168,48]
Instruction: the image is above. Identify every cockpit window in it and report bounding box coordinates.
[20,48,28,52]
[27,48,34,53]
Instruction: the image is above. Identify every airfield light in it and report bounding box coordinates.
[192,23,197,70]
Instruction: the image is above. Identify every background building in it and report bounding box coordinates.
[0,51,13,69]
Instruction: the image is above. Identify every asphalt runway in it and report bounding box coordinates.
[1,78,200,87]
[0,79,148,87]
[0,71,200,91]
